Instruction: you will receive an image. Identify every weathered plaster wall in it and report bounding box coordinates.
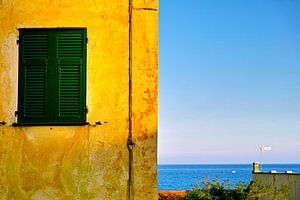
[0,0,158,199]
[253,173,300,200]
[131,2,158,199]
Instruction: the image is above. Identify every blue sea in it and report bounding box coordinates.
[158,164,300,190]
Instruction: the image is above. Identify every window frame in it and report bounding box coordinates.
[17,28,87,126]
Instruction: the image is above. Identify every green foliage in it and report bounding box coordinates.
[184,177,289,200]
[246,181,289,200]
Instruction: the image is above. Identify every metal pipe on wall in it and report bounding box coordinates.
[127,0,134,199]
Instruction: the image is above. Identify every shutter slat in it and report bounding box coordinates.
[24,63,46,117]
[23,35,48,58]
[57,33,83,58]
[58,62,81,117]
[57,31,84,119]
[21,33,48,119]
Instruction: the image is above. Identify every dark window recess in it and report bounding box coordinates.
[18,29,87,125]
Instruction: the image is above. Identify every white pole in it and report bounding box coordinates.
[260,145,272,172]
[260,146,263,172]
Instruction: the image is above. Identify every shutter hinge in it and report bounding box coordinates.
[86,38,88,43]
[16,40,19,45]
[85,106,88,114]
[15,111,18,117]
[94,121,108,126]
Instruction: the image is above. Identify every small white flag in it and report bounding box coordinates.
[260,145,272,152]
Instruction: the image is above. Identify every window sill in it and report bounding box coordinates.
[12,122,90,126]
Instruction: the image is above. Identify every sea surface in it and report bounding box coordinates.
[158,164,300,190]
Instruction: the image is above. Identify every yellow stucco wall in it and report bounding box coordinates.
[0,0,158,199]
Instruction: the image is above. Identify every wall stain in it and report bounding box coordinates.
[0,0,157,199]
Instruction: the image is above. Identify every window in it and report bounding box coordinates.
[17,28,87,125]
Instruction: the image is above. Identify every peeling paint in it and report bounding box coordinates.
[0,0,158,199]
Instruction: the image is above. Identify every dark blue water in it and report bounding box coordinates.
[158,164,300,190]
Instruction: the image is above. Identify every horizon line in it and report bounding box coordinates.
[158,163,300,165]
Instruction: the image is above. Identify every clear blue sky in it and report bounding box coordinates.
[158,0,300,164]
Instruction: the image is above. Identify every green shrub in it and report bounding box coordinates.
[184,178,289,200]
[246,181,289,200]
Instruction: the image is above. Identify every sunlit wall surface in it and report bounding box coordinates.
[0,0,158,199]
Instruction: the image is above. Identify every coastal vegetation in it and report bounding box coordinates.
[184,178,289,200]
[159,178,289,200]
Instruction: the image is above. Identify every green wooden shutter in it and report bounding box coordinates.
[18,29,86,125]
[56,30,86,123]
[18,32,49,123]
